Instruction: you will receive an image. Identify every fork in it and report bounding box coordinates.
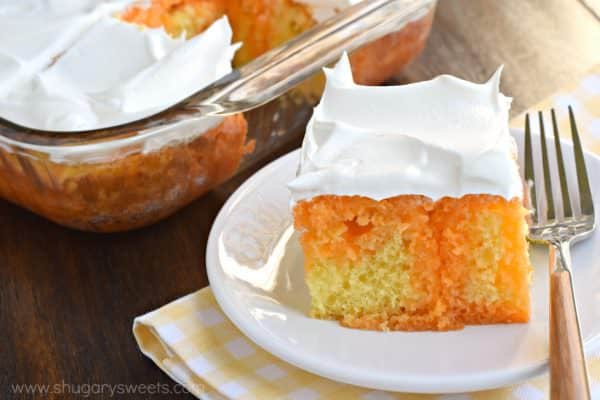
[524,107,594,399]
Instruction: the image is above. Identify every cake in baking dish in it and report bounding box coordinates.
[122,0,435,85]
[288,54,531,331]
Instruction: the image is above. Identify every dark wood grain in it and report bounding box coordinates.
[2,1,599,399]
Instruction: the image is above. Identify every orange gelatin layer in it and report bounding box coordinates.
[432,195,531,325]
[293,194,531,331]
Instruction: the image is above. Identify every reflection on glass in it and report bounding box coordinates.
[219,225,295,291]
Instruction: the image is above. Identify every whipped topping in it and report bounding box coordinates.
[0,0,238,131]
[288,53,523,203]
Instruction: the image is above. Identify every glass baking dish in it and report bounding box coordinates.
[0,0,436,232]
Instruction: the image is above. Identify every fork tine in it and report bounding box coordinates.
[569,106,594,216]
[551,109,573,218]
[524,114,538,223]
[539,111,556,221]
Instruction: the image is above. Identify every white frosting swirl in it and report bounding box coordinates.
[0,0,238,131]
[288,53,523,203]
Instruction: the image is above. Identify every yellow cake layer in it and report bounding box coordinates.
[293,194,531,331]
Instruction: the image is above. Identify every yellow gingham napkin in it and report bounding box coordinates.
[134,67,600,400]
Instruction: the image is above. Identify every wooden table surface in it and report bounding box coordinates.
[2,1,599,399]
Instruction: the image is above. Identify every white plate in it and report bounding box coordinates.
[207,129,600,393]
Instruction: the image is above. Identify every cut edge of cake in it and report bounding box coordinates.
[293,194,531,331]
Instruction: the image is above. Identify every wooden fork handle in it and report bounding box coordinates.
[550,255,591,400]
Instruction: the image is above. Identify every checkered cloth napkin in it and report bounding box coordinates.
[134,67,600,400]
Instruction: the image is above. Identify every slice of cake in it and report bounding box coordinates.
[288,54,531,331]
